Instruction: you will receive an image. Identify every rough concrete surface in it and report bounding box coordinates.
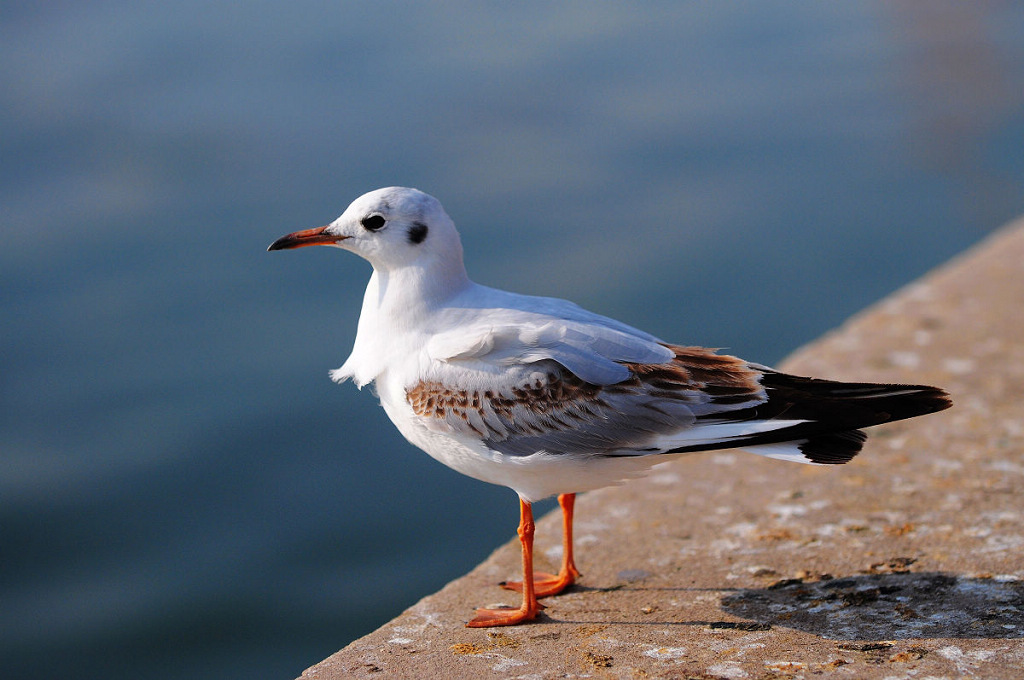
[301,219,1024,679]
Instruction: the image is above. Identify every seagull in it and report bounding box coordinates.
[269,187,951,627]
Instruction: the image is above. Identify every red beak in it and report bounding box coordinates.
[267,226,347,251]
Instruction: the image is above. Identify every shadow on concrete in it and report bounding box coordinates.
[720,572,1024,640]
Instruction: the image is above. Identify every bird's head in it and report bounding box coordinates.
[268,187,464,275]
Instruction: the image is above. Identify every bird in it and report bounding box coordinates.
[268,187,951,627]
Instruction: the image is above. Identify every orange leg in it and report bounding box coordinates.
[502,493,581,598]
[467,498,542,627]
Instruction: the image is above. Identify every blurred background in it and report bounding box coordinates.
[3,2,1024,678]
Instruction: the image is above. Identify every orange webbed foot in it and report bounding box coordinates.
[501,568,579,597]
[466,602,544,628]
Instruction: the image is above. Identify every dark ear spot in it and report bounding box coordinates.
[407,221,429,244]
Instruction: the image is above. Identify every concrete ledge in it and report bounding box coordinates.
[302,218,1024,679]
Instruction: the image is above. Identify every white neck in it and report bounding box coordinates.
[337,260,471,387]
[372,259,471,325]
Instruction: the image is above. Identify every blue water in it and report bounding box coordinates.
[3,3,1024,678]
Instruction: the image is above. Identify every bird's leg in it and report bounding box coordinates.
[501,493,580,597]
[555,492,582,587]
[467,498,542,627]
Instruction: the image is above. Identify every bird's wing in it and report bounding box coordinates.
[425,308,674,385]
[408,343,798,458]
[408,338,950,465]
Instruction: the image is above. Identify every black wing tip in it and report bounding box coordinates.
[876,384,952,423]
[799,430,867,464]
[757,372,953,425]
[797,385,951,465]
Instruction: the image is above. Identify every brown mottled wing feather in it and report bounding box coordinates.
[407,345,768,457]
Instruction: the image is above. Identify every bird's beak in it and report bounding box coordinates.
[267,226,348,251]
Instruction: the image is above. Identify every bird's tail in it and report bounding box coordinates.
[667,371,951,464]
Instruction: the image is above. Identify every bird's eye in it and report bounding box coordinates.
[361,214,386,231]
